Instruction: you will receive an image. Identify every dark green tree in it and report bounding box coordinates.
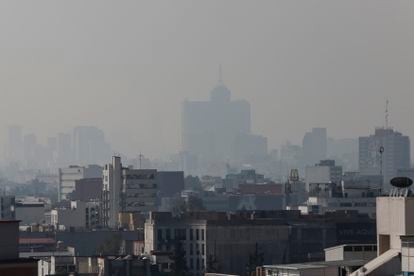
[170,239,188,276]
[97,234,122,255]
[206,253,220,273]
[246,243,264,276]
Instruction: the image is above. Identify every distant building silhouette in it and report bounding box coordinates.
[359,128,410,191]
[181,74,251,165]
[73,126,110,165]
[302,128,327,166]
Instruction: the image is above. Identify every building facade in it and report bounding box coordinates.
[359,128,410,192]
[58,165,103,201]
[181,79,251,164]
[102,156,158,228]
[302,128,327,166]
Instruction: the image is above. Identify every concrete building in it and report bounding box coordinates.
[6,125,23,165]
[72,177,103,202]
[157,171,185,198]
[51,201,100,230]
[56,132,73,167]
[302,128,327,166]
[262,263,338,276]
[102,156,158,228]
[349,186,414,275]
[359,128,410,192]
[15,201,45,225]
[305,160,343,191]
[325,244,377,263]
[73,126,111,166]
[181,76,251,164]
[144,210,375,276]
[0,195,15,219]
[232,133,268,162]
[58,164,103,201]
[144,212,290,276]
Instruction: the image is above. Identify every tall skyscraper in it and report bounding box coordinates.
[56,132,73,167]
[23,134,37,169]
[6,125,23,165]
[359,128,410,191]
[182,75,251,163]
[73,126,110,165]
[302,128,327,166]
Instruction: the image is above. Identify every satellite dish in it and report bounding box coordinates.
[390,177,413,188]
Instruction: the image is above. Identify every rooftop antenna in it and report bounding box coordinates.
[138,153,144,169]
[385,99,389,129]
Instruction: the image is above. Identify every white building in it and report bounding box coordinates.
[102,156,158,228]
[359,128,410,192]
[350,189,414,275]
[305,160,342,188]
[58,165,102,201]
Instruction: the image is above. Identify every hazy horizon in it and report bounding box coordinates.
[1,0,413,159]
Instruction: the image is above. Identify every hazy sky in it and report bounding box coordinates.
[0,1,413,158]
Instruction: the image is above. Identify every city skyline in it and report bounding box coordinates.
[0,1,413,158]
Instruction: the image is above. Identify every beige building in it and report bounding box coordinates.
[350,195,414,275]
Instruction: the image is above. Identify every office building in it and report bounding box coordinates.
[58,165,103,201]
[6,125,23,164]
[56,132,73,167]
[71,178,103,202]
[181,76,251,163]
[73,126,110,165]
[232,134,268,162]
[51,201,100,230]
[302,128,327,166]
[359,128,410,191]
[102,156,159,228]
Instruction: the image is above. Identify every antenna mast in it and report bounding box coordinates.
[385,99,389,129]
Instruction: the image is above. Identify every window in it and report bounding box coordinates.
[201,229,205,241]
[166,229,171,241]
[174,228,186,240]
[189,258,194,270]
[190,243,193,255]
[202,244,205,256]
[196,243,199,255]
[354,246,363,252]
[157,229,163,241]
[196,229,200,240]
[190,229,194,241]
[196,258,200,270]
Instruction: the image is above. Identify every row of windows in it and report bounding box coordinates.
[344,245,377,252]
[124,174,155,180]
[189,243,205,256]
[126,183,157,189]
[188,257,205,271]
[157,228,205,241]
